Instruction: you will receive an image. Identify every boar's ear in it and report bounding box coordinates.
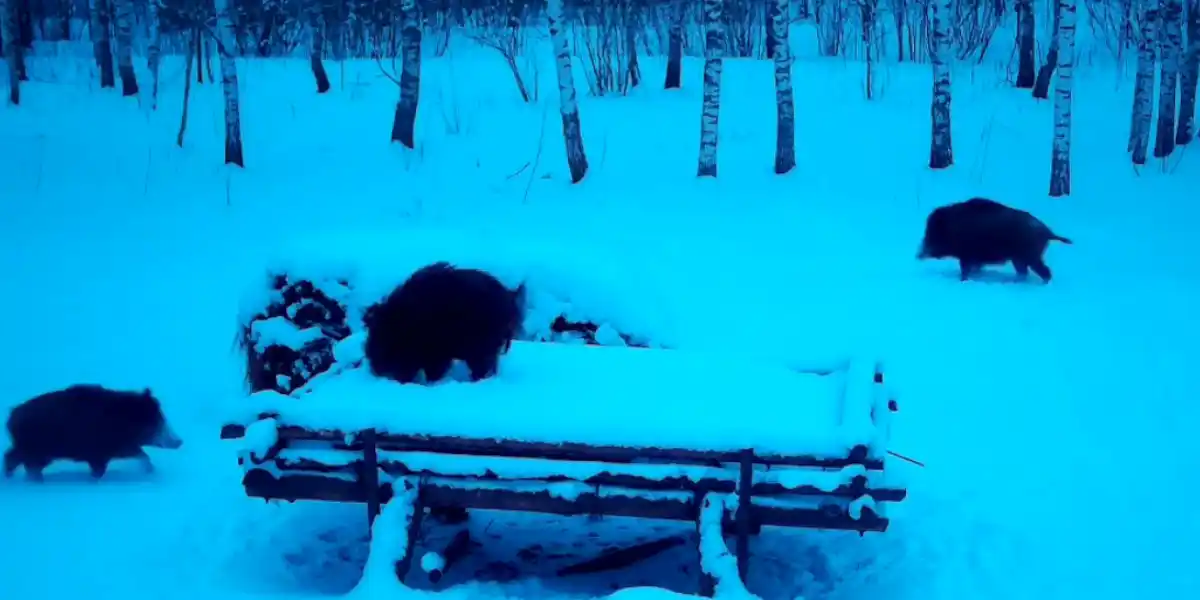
[512,282,528,310]
[142,388,153,398]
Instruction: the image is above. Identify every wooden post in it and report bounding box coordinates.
[362,428,381,528]
[694,490,715,597]
[735,449,753,583]
[393,478,426,584]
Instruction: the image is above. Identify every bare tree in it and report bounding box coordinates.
[308,0,330,93]
[391,0,422,148]
[1033,0,1061,99]
[860,0,878,99]
[213,0,245,167]
[148,0,162,109]
[929,0,953,169]
[697,0,726,177]
[113,0,137,96]
[548,0,589,183]
[771,0,795,174]
[1174,0,1198,144]
[90,0,115,88]
[889,0,908,62]
[1129,0,1159,164]
[177,28,196,147]
[664,0,683,88]
[2,0,17,105]
[1049,0,1076,197]
[1016,0,1035,87]
[622,0,641,88]
[468,1,536,103]
[1154,0,1184,157]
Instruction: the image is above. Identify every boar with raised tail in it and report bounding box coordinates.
[918,197,1073,283]
[4,384,183,481]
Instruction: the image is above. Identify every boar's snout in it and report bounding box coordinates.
[916,240,931,259]
[149,423,184,449]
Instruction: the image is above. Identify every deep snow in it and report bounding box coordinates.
[2,19,1199,600]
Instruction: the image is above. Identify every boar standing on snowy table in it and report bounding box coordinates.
[237,230,662,398]
[221,342,909,598]
[364,262,527,384]
[917,197,1073,283]
[4,385,183,481]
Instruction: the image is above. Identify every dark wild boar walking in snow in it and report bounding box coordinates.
[3,385,183,481]
[364,262,526,384]
[917,197,1073,283]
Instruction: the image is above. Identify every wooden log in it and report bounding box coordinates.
[427,529,471,583]
[220,423,881,470]
[267,453,907,502]
[392,478,425,584]
[239,469,891,533]
[362,428,381,527]
[694,490,715,598]
[556,535,687,577]
[734,449,753,583]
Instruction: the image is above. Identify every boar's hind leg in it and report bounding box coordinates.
[1029,259,1052,283]
[1012,260,1030,279]
[23,455,50,482]
[958,259,980,281]
[423,356,454,383]
[88,458,110,479]
[466,352,500,382]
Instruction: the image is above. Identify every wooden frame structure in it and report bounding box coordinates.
[221,364,906,595]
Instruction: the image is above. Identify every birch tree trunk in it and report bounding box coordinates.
[771,0,795,174]
[547,0,589,183]
[390,0,422,148]
[2,0,18,105]
[1016,0,1036,88]
[112,0,137,96]
[1032,1,1060,99]
[308,1,330,94]
[664,0,683,89]
[697,0,725,178]
[148,0,162,109]
[1129,0,1159,163]
[1173,0,1198,144]
[929,0,953,169]
[1048,0,1076,198]
[213,0,245,167]
[90,0,114,88]
[1154,0,1184,157]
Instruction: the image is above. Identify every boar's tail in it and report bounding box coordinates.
[1050,233,1073,245]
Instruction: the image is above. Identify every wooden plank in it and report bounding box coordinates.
[221,423,880,470]
[735,449,753,583]
[362,428,381,527]
[239,469,891,533]
[266,453,907,502]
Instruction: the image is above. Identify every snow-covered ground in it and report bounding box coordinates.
[2,23,1199,600]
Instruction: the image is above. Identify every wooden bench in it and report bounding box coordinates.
[221,341,907,595]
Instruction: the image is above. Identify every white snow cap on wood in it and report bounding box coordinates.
[230,341,885,459]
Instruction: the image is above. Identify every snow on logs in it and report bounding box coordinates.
[222,341,907,593]
[236,228,672,396]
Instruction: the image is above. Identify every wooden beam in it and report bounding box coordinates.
[266,453,907,502]
[735,450,753,583]
[239,469,891,533]
[221,423,881,470]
